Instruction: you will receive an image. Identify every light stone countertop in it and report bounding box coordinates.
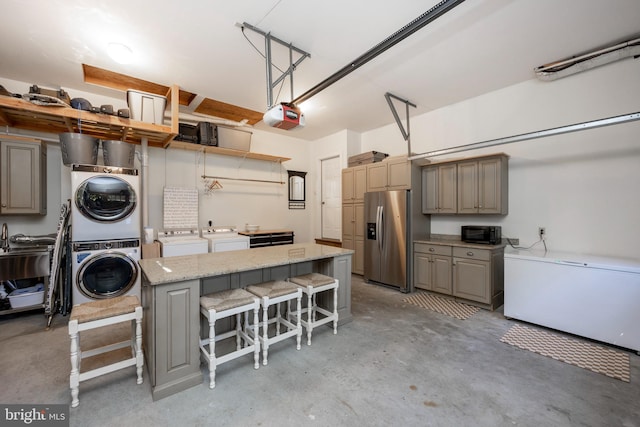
[138,243,354,285]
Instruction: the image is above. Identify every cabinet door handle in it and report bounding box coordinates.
[466,251,474,256]
[429,248,435,252]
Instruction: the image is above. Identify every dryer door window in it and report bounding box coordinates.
[75,176,136,222]
[78,252,138,299]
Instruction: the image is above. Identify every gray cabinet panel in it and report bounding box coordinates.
[0,139,46,215]
[152,279,202,400]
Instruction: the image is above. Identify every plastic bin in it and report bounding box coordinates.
[126,90,166,125]
[8,283,44,308]
[217,126,252,151]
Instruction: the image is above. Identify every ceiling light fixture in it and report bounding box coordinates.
[107,42,133,64]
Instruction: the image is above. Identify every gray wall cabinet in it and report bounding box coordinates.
[421,153,508,215]
[0,138,47,215]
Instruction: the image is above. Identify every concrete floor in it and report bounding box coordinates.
[1,275,639,427]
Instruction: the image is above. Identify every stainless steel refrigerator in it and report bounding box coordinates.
[364,190,412,292]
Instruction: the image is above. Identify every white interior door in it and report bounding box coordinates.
[321,156,341,240]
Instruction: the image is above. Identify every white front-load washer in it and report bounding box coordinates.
[71,238,141,305]
[71,165,141,241]
[201,226,250,253]
[157,230,209,257]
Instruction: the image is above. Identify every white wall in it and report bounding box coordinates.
[361,58,640,258]
[145,129,314,242]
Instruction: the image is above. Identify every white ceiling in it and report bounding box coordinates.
[1,0,639,141]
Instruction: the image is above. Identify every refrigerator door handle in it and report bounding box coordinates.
[376,205,381,253]
[379,205,384,252]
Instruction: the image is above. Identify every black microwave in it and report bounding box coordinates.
[461,226,502,245]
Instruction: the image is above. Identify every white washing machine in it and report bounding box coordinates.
[71,238,141,305]
[71,165,141,241]
[157,229,209,257]
[201,226,250,253]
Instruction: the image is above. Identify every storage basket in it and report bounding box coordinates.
[59,133,99,166]
[8,283,44,308]
[102,140,136,168]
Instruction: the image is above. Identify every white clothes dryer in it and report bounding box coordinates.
[71,238,141,305]
[157,230,208,257]
[71,165,141,241]
[201,226,250,253]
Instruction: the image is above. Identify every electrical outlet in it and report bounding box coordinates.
[538,227,546,239]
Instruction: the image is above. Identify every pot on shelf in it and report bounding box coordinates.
[59,132,99,166]
[102,140,135,168]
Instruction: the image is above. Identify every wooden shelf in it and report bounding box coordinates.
[167,140,291,162]
[0,95,176,147]
[0,81,287,163]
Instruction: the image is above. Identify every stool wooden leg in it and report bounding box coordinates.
[333,284,338,335]
[261,297,269,365]
[135,307,144,384]
[252,304,260,369]
[295,292,302,350]
[208,315,216,389]
[69,320,80,408]
[276,303,281,336]
[306,288,313,346]
[235,313,242,351]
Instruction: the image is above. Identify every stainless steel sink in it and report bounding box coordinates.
[0,247,51,281]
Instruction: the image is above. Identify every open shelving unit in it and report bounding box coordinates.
[0,86,179,148]
[0,76,289,163]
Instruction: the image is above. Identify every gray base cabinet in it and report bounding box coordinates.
[413,241,504,310]
[414,243,452,294]
[143,279,202,401]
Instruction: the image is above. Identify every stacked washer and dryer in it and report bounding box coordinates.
[70,165,141,305]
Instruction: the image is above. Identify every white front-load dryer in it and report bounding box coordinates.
[71,238,141,305]
[71,165,141,241]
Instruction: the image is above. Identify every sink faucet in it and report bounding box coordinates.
[1,223,8,252]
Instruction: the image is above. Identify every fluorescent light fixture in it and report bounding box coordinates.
[107,42,133,64]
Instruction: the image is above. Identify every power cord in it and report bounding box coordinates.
[505,236,548,253]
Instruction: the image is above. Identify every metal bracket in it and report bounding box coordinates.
[241,22,310,109]
[385,92,417,157]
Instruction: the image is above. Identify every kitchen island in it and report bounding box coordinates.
[138,243,353,401]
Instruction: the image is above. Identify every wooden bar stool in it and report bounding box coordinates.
[289,273,339,346]
[200,288,260,389]
[68,295,143,408]
[246,280,302,365]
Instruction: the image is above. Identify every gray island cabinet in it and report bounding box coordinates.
[138,243,353,401]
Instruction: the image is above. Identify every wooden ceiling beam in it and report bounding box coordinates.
[194,98,263,125]
[82,64,196,106]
